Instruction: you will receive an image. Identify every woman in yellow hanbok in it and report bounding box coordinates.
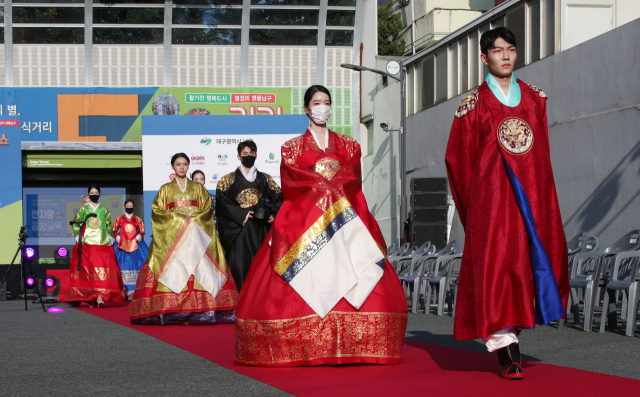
[130,153,238,325]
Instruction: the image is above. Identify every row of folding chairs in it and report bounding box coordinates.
[563,229,640,336]
[387,240,460,316]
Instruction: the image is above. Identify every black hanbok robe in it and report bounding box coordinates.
[216,168,283,291]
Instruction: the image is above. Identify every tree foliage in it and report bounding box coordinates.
[378,2,405,56]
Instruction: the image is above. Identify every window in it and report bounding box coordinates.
[492,16,504,28]
[407,64,414,115]
[94,8,163,24]
[174,0,242,5]
[14,0,84,3]
[172,28,241,44]
[328,0,355,6]
[366,121,373,156]
[435,49,447,103]
[93,27,163,44]
[326,10,355,27]
[479,23,490,79]
[460,37,468,92]
[13,7,84,23]
[250,9,319,26]
[530,0,541,63]
[541,0,555,58]
[506,6,525,68]
[469,29,479,87]
[13,27,84,44]
[422,55,434,109]
[325,30,353,46]
[449,43,458,98]
[173,8,242,25]
[251,0,319,5]
[249,29,317,45]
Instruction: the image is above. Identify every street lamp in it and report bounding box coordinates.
[341,62,407,244]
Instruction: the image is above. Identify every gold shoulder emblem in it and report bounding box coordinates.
[283,134,303,148]
[455,89,479,118]
[527,84,547,98]
[217,173,235,192]
[264,173,282,193]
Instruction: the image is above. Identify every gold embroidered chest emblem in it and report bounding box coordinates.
[455,89,479,118]
[315,157,342,180]
[236,188,262,208]
[124,224,134,233]
[89,217,102,229]
[497,118,534,155]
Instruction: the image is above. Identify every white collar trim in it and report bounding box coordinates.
[309,128,329,151]
[238,165,258,182]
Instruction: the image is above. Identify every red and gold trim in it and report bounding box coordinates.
[235,311,407,366]
[167,200,199,210]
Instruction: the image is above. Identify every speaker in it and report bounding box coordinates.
[410,208,447,223]
[409,223,447,249]
[410,177,446,193]
[410,192,447,208]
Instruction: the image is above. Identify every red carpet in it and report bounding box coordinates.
[76,303,639,396]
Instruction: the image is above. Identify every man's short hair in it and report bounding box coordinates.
[480,27,517,55]
[237,140,257,155]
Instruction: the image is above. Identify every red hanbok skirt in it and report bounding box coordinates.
[129,263,238,325]
[64,243,126,304]
[235,236,408,367]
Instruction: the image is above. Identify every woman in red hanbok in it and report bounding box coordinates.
[235,86,408,366]
[65,185,126,307]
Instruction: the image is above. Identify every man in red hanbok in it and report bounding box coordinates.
[445,27,569,379]
[235,86,408,366]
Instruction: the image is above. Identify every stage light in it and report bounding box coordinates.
[25,247,35,259]
[54,246,70,265]
[26,277,35,287]
[44,276,57,288]
[57,247,68,257]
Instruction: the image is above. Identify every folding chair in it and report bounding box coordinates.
[599,251,640,336]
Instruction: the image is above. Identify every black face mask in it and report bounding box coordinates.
[241,155,256,168]
[125,208,134,214]
[89,194,100,203]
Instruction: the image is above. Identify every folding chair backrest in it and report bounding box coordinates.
[611,251,640,282]
[583,236,599,252]
[567,232,588,255]
[390,243,411,258]
[416,241,432,255]
[434,255,455,277]
[387,244,397,257]
[435,240,458,256]
[602,230,640,255]
[573,252,601,277]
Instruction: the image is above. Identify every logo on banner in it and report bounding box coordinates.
[169,173,176,181]
[211,173,219,182]
[217,154,228,166]
[0,134,9,145]
[200,138,212,146]
[191,155,205,166]
[265,152,279,164]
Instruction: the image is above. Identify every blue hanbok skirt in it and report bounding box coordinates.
[114,240,149,300]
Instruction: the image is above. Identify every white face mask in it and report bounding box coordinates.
[307,104,332,125]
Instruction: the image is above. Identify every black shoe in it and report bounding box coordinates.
[496,343,524,380]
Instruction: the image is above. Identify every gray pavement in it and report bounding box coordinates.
[1,299,638,397]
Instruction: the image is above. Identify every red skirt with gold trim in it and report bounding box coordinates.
[129,263,238,325]
[64,243,126,304]
[235,239,408,367]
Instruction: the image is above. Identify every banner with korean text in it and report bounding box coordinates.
[141,114,308,243]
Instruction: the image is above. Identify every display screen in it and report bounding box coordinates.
[23,187,126,245]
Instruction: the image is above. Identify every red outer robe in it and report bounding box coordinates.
[235,129,408,366]
[113,214,145,253]
[445,80,569,341]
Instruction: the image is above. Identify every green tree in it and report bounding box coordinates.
[378,2,405,56]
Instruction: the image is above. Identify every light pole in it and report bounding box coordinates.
[341,62,407,244]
